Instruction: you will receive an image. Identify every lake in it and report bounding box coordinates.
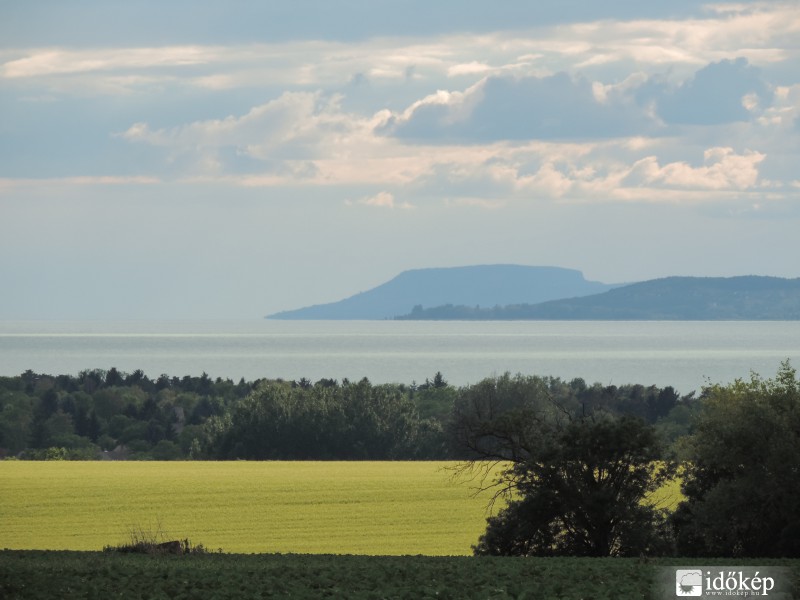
[1,320,799,394]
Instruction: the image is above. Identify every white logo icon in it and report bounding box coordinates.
[676,570,703,596]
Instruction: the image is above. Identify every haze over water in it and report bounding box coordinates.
[2,320,799,395]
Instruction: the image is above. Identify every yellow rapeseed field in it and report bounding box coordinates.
[0,461,683,555]
[0,461,501,555]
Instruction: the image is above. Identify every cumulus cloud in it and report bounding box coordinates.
[624,147,766,190]
[92,10,793,207]
[758,84,800,128]
[120,91,398,179]
[378,55,786,146]
[402,141,771,205]
[115,84,777,207]
[122,91,334,151]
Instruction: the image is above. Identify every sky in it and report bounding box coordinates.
[1,1,799,319]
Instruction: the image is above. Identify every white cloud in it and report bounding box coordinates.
[123,91,330,150]
[447,62,492,77]
[567,4,800,71]
[396,142,772,205]
[46,3,779,211]
[114,86,781,207]
[1,46,217,78]
[443,197,506,209]
[624,148,765,190]
[386,71,652,140]
[4,3,797,98]
[758,84,800,127]
[0,40,452,96]
[346,191,414,209]
[0,176,160,192]
[120,91,396,177]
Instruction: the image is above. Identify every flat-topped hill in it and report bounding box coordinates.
[267,265,617,320]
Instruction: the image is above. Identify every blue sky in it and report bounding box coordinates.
[2,1,799,318]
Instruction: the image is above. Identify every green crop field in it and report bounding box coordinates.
[0,461,684,556]
[1,552,797,599]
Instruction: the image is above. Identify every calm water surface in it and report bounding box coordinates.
[1,320,799,394]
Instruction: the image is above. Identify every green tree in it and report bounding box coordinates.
[44,447,67,461]
[453,374,674,557]
[187,437,203,460]
[671,361,800,557]
[0,391,34,454]
[203,378,441,460]
[151,439,182,460]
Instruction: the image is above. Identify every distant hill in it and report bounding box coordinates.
[266,265,619,320]
[397,276,800,320]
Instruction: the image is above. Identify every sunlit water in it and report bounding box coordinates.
[1,320,799,394]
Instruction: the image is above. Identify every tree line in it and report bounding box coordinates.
[0,368,693,461]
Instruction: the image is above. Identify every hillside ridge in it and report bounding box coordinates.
[396,275,800,320]
[266,264,617,320]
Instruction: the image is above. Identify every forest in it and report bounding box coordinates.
[0,368,695,461]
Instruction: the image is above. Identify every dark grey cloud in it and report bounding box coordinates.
[385,58,781,144]
[646,58,773,125]
[384,73,651,142]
